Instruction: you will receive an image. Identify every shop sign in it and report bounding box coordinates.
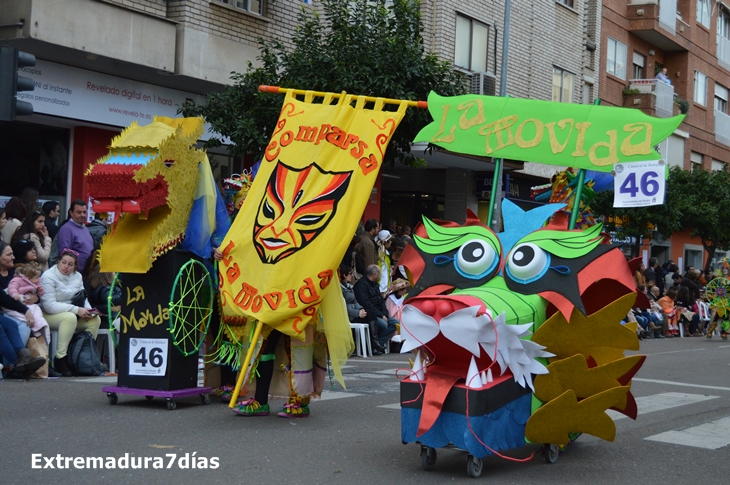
[17,60,217,140]
[609,233,642,245]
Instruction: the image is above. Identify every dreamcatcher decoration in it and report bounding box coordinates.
[168,259,214,356]
[705,277,730,317]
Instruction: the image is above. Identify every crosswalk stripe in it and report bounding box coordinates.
[373,368,402,375]
[632,378,730,392]
[342,372,395,380]
[645,416,730,449]
[319,390,363,401]
[378,392,719,417]
[608,392,718,421]
[71,376,117,384]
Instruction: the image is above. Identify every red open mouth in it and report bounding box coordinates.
[87,163,169,217]
[403,294,511,384]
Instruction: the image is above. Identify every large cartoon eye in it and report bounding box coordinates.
[507,243,550,283]
[455,239,498,279]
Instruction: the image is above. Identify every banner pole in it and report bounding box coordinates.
[258,85,427,109]
[487,158,502,228]
[228,320,264,409]
[568,169,586,230]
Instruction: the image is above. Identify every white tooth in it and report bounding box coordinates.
[465,356,481,389]
[416,351,425,381]
[410,350,425,381]
[486,368,493,383]
[480,370,487,385]
[400,305,440,354]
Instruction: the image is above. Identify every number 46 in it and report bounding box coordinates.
[133,347,164,368]
[619,171,659,197]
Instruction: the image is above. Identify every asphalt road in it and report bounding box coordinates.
[1,336,729,485]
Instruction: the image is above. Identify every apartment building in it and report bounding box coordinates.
[381,0,602,226]
[600,0,730,268]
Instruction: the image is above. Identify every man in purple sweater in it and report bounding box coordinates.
[56,200,94,273]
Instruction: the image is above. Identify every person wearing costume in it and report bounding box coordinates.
[232,323,328,418]
[706,309,729,340]
[375,229,393,296]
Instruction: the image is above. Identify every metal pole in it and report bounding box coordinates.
[568,169,587,230]
[491,0,511,231]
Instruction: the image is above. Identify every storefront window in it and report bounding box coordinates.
[0,121,69,197]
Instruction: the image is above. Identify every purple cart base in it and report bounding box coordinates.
[102,386,212,410]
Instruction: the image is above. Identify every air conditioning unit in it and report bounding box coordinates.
[471,71,497,96]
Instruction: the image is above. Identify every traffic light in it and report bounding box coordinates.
[0,46,36,121]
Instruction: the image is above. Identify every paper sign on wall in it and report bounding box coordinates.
[613,160,666,208]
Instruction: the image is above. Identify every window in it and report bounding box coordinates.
[455,15,489,72]
[697,0,711,28]
[720,10,730,40]
[632,52,645,79]
[694,71,708,105]
[691,151,703,171]
[556,0,574,7]
[552,68,574,103]
[215,0,262,15]
[712,159,725,171]
[716,83,729,113]
[606,38,627,79]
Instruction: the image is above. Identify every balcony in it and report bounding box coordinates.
[0,0,176,72]
[627,0,689,52]
[715,110,730,146]
[719,36,730,72]
[623,79,677,118]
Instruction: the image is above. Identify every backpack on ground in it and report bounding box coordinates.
[67,331,104,376]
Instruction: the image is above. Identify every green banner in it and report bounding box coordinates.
[414,92,684,172]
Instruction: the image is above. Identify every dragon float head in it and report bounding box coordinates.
[85,116,206,273]
[399,199,645,445]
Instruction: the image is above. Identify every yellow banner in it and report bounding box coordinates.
[219,91,407,339]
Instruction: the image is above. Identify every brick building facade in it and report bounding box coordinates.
[600,0,730,268]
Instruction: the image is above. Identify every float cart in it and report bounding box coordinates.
[102,249,214,410]
[401,377,563,478]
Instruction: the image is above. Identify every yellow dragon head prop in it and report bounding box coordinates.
[86,116,206,273]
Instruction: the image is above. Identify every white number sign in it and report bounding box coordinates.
[613,160,666,208]
[128,338,168,376]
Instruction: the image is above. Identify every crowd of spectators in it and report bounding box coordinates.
[341,218,410,355]
[629,257,725,340]
[0,190,112,379]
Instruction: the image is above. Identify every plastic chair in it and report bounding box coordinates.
[698,302,712,334]
[97,328,115,373]
[350,323,372,358]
